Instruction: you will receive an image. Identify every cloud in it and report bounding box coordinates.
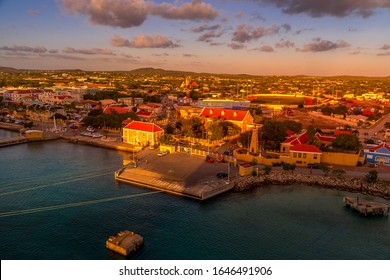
[236,11,244,19]
[62,0,148,28]
[152,53,170,57]
[259,0,390,18]
[232,23,291,43]
[190,24,221,33]
[254,45,274,52]
[63,47,116,55]
[275,39,295,48]
[183,53,197,57]
[380,44,390,50]
[228,43,246,50]
[294,28,313,35]
[198,30,224,42]
[61,0,218,28]
[28,9,39,16]
[377,52,390,56]
[0,45,48,53]
[149,0,218,20]
[110,34,181,48]
[297,38,350,52]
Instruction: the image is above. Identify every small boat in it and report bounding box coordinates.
[106,230,144,256]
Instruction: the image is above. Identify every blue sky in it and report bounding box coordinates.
[0,0,390,76]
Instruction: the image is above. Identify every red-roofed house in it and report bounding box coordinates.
[138,103,162,115]
[334,130,352,136]
[198,107,253,132]
[287,144,322,166]
[280,132,309,153]
[136,110,157,122]
[122,121,164,147]
[103,106,132,115]
[315,132,335,145]
[364,142,390,165]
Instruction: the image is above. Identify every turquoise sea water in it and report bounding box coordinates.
[0,129,389,260]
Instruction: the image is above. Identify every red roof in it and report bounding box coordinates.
[136,111,153,117]
[286,130,296,136]
[141,103,161,108]
[362,110,375,115]
[334,130,352,136]
[199,108,250,122]
[124,121,163,133]
[369,142,390,152]
[103,106,132,114]
[283,132,309,145]
[290,144,322,153]
[315,132,335,142]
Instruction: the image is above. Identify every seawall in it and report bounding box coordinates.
[234,172,390,200]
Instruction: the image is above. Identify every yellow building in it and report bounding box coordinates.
[283,144,322,167]
[198,107,254,132]
[25,130,44,140]
[122,121,164,147]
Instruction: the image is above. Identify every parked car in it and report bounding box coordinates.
[157,151,169,156]
[216,172,228,179]
[307,163,320,169]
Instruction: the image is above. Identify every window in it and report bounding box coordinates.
[303,153,307,158]
[298,153,302,158]
[293,153,297,158]
[367,155,373,159]
[314,154,317,159]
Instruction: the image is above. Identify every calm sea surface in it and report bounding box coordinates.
[0,129,389,260]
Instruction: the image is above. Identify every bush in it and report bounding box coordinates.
[332,168,345,178]
[365,170,378,183]
[263,165,272,175]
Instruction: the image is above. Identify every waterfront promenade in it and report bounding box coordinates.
[1,122,389,201]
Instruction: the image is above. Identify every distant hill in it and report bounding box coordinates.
[1,66,390,79]
[126,67,197,76]
[0,66,84,73]
[0,66,20,72]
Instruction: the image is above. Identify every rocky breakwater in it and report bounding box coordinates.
[234,172,390,200]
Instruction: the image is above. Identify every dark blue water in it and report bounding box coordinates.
[0,130,389,260]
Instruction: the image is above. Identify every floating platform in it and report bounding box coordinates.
[343,196,390,216]
[106,230,144,256]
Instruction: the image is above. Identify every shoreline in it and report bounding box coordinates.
[1,124,389,201]
[234,171,390,200]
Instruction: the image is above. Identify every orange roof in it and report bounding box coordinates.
[124,121,163,133]
[199,108,249,122]
[290,144,321,153]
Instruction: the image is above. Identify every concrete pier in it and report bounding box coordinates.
[115,152,236,200]
[0,136,28,147]
[106,230,144,256]
[344,196,389,216]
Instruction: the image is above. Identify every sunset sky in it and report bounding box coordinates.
[1,0,390,76]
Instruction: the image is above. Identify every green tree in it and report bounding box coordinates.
[332,134,362,151]
[332,168,346,178]
[365,170,378,183]
[321,164,330,176]
[261,120,302,151]
[206,120,224,140]
[281,162,296,173]
[263,165,272,175]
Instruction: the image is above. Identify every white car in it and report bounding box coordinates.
[157,151,169,156]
